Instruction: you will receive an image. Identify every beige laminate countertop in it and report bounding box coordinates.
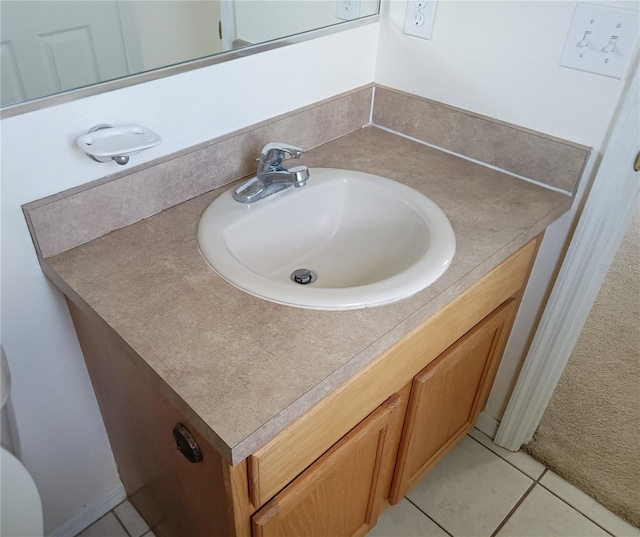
[45,127,572,465]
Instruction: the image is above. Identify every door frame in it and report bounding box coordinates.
[494,61,640,451]
[116,1,144,74]
[219,0,237,52]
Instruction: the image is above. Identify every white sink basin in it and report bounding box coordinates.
[198,168,455,310]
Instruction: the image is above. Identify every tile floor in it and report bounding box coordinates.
[77,500,154,537]
[78,428,639,537]
[369,429,639,537]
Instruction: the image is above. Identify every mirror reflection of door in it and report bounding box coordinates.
[0,1,223,106]
[1,1,132,105]
[127,1,223,72]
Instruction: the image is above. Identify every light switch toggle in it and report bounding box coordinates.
[577,31,592,47]
[602,35,618,53]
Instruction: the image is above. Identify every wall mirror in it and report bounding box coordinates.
[1,0,379,116]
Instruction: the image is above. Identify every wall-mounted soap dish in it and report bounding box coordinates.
[77,124,162,165]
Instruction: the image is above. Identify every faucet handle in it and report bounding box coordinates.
[261,142,303,159]
[258,142,303,171]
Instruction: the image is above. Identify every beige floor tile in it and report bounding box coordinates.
[496,485,610,537]
[76,513,128,537]
[367,498,449,537]
[540,471,640,537]
[114,500,149,537]
[406,435,532,537]
[468,428,546,480]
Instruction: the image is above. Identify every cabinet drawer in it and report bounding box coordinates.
[248,238,539,508]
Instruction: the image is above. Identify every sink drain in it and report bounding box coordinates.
[291,268,317,285]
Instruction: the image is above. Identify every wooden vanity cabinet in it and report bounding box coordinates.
[65,237,540,537]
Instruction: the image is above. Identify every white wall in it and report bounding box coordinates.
[376,0,638,424]
[0,23,378,536]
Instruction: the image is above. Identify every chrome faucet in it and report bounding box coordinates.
[232,143,310,203]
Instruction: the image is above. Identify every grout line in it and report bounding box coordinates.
[470,440,618,537]
[111,508,133,537]
[467,432,545,482]
[372,124,574,196]
[405,497,455,537]
[537,479,618,537]
[489,480,537,537]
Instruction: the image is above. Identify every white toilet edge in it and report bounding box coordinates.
[1,446,44,537]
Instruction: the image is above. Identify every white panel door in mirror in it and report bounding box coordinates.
[560,3,639,79]
[0,1,132,106]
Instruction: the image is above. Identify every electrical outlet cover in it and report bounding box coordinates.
[336,0,361,21]
[403,0,437,40]
[560,3,639,79]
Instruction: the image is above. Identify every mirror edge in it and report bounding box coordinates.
[1,14,379,120]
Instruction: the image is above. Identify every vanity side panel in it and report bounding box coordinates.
[66,299,238,537]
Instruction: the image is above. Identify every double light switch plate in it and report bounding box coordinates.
[560,3,639,79]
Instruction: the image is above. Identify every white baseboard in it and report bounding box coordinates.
[47,484,126,537]
[475,411,500,439]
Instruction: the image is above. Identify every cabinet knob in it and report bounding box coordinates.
[172,423,203,463]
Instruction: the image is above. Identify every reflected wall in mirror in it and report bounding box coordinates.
[1,0,379,108]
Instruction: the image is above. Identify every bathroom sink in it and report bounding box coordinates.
[198,168,455,310]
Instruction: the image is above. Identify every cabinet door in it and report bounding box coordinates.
[390,299,518,503]
[252,393,403,537]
